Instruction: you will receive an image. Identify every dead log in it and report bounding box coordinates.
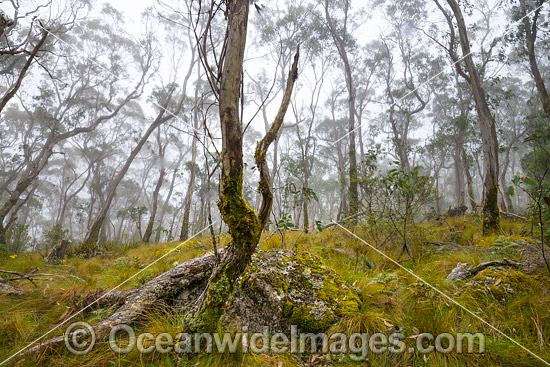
[0,281,26,295]
[500,211,528,222]
[45,239,70,264]
[0,268,66,286]
[447,259,523,281]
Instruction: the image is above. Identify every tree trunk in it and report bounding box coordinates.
[143,132,166,243]
[463,147,477,212]
[324,0,359,216]
[447,0,499,233]
[454,142,466,207]
[155,152,184,242]
[179,131,197,241]
[185,0,299,331]
[519,0,550,122]
[81,100,176,256]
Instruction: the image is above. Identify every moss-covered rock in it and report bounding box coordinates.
[218,249,362,333]
[464,267,536,304]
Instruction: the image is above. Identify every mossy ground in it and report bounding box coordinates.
[1,216,549,366]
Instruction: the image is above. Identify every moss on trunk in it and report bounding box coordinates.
[185,173,262,333]
[483,183,500,234]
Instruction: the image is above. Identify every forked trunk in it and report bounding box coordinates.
[185,0,299,332]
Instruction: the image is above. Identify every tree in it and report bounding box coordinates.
[512,0,550,122]
[322,0,359,217]
[80,82,184,256]
[435,0,500,233]
[142,128,167,243]
[184,0,299,332]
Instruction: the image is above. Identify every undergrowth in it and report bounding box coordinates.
[0,216,548,366]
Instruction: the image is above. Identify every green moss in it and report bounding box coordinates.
[482,184,500,234]
[282,299,293,318]
[466,268,536,304]
[217,171,261,248]
[289,304,335,333]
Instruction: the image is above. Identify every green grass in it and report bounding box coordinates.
[1,217,549,366]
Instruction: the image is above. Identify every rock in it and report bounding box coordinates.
[219,249,362,333]
[464,267,535,304]
[447,205,468,217]
[173,249,362,333]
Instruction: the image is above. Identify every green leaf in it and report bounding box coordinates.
[315,220,323,232]
[365,258,374,269]
[523,176,537,186]
[507,185,515,196]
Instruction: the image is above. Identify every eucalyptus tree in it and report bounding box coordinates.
[0,6,153,248]
[321,0,360,217]
[507,0,550,122]
[288,41,332,231]
[179,71,203,242]
[80,80,187,255]
[251,0,329,226]
[142,128,168,243]
[183,0,299,332]
[0,0,86,114]
[434,0,501,232]
[354,42,383,166]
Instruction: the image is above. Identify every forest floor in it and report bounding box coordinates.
[1,215,549,366]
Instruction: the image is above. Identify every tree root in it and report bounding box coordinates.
[6,250,220,365]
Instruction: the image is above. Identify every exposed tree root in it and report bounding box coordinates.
[6,250,220,365]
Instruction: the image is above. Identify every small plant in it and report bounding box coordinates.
[510,173,550,274]
[275,212,294,248]
[5,223,31,255]
[382,163,434,261]
[42,224,68,252]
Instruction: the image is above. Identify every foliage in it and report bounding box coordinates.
[41,224,68,252]
[380,163,434,259]
[3,224,31,255]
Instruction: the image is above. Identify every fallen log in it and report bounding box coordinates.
[0,268,86,286]
[6,248,361,364]
[0,282,26,295]
[447,259,523,281]
[500,211,528,222]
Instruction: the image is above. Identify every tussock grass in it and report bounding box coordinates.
[1,218,549,366]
